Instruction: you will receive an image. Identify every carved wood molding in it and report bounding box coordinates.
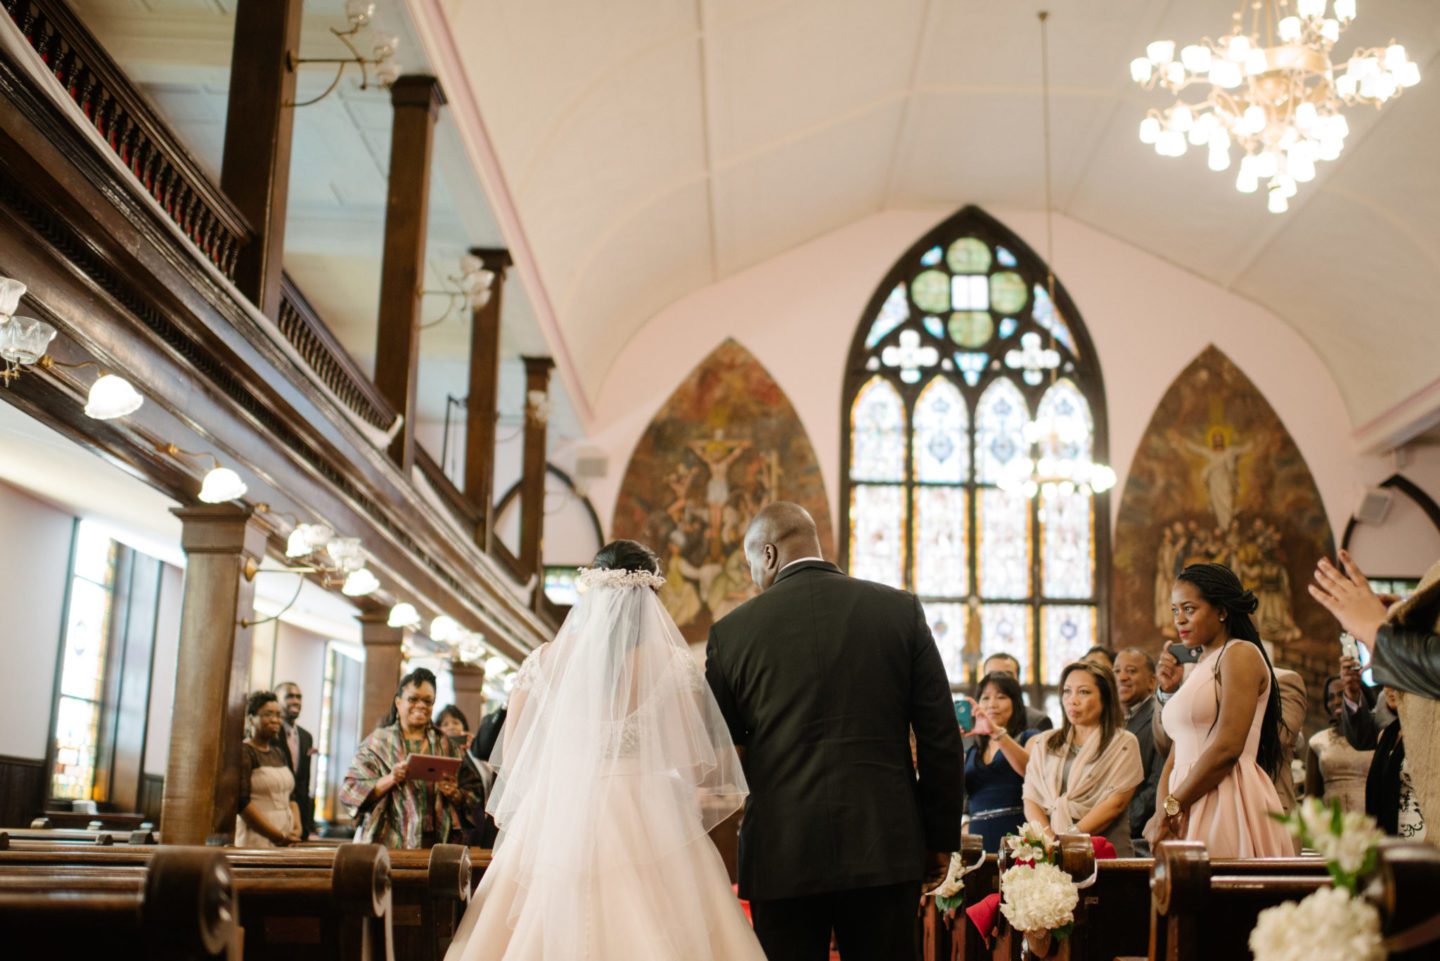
[278,274,398,432]
[2,0,252,279]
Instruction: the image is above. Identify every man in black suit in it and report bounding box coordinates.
[1113,649,1161,855]
[275,682,316,839]
[706,502,963,961]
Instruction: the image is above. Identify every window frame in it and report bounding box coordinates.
[839,206,1112,699]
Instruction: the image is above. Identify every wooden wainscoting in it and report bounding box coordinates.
[0,755,45,827]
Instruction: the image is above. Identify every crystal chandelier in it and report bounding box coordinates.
[1132,0,1420,213]
[997,12,1117,507]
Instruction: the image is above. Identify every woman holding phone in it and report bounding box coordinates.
[341,667,481,848]
[964,672,1037,850]
[1150,563,1291,857]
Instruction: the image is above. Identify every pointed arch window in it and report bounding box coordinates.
[841,207,1110,697]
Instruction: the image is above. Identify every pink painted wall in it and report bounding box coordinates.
[573,208,1382,562]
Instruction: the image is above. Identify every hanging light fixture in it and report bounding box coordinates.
[0,274,146,419]
[997,11,1117,506]
[156,442,248,503]
[388,602,422,629]
[419,254,497,329]
[341,568,380,597]
[286,522,335,558]
[1132,0,1419,212]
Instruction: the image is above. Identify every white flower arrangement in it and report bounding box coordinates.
[999,861,1079,934]
[1250,798,1386,961]
[1248,887,1385,961]
[994,820,1078,949]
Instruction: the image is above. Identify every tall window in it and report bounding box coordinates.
[49,520,164,805]
[51,522,119,800]
[842,207,1109,696]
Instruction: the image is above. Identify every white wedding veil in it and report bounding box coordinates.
[485,563,748,888]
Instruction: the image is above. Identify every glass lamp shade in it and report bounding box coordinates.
[0,275,26,317]
[374,58,402,86]
[342,568,380,597]
[345,0,374,25]
[459,253,484,275]
[326,536,366,572]
[286,523,334,558]
[484,656,508,677]
[430,615,460,643]
[84,374,144,420]
[198,466,247,503]
[0,316,56,365]
[388,602,421,629]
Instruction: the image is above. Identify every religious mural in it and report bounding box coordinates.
[612,339,835,644]
[1113,346,1335,712]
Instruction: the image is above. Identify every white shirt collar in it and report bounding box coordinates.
[779,556,826,573]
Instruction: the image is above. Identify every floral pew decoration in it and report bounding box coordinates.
[954,822,1115,956]
[1250,798,1389,961]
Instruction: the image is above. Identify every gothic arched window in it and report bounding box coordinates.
[841,206,1110,697]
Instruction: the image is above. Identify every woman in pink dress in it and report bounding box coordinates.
[1153,563,1292,857]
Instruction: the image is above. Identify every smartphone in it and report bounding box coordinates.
[1339,632,1359,662]
[1166,642,1201,665]
[953,699,974,732]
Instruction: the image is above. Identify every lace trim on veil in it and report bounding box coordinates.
[576,567,666,592]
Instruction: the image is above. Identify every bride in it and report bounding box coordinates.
[445,540,766,960]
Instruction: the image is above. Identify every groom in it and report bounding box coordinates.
[706,502,963,961]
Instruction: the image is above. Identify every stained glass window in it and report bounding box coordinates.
[850,376,906,482]
[913,378,968,483]
[925,601,970,684]
[843,208,1107,699]
[51,521,118,801]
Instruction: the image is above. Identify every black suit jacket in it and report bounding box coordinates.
[1124,696,1161,839]
[278,723,315,838]
[706,561,964,901]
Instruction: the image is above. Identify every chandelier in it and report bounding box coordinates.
[997,12,1117,507]
[1131,0,1420,212]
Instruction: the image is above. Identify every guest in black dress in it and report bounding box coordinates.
[964,671,1036,850]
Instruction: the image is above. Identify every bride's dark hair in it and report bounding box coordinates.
[591,539,661,575]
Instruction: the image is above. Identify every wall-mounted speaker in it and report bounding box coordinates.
[1355,488,1393,526]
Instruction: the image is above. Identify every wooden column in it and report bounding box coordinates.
[374,75,446,469]
[463,247,512,547]
[161,504,266,846]
[359,611,407,735]
[220,0,303,317]
[448,661,487,734]
[518,356,554,589]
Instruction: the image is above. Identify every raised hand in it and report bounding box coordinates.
[1309,549,1388,646]
[1156,649,1184,695]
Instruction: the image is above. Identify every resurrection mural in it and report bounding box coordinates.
[1113,346,1335,714]
[612,339,835,644]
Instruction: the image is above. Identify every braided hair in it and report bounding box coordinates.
[379,666,438,730]
[1175,563,1284,778]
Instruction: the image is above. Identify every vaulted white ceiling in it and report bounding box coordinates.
[433,0,1440,437]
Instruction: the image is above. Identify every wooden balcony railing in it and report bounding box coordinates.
[2,0,251,279]
[277,274,399,433]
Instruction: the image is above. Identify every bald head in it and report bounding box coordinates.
[744,502,823,591]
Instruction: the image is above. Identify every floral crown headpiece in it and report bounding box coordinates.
[576,567,666,593]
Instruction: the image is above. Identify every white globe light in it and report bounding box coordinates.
[1130,57,1153,83]
[1138,116,1162,144]
[1180,44,1211,74]
[198,466,247,504]
[430,615,460,643]
[84,374,144,420]
[1146,40,1175,64]
[342,568,380,597]
[388,602,421,629]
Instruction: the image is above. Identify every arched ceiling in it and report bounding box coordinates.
[431,0,1440,439]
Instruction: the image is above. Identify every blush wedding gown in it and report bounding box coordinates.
[445,567,766,961]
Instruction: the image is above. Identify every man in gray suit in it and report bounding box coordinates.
[1114,649,1161,855]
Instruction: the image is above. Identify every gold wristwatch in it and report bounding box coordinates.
[1164,794,1182,817]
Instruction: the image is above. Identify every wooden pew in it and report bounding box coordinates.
[0,845,236,960]
[0,842,469,961]
[0,826,158,846]
[918,834,990,961]
[1147,840,1440,961]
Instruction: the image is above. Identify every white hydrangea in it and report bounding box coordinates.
[999,862,1078,933]
[1312,812,1385,875]
[1249,887,1384,961]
